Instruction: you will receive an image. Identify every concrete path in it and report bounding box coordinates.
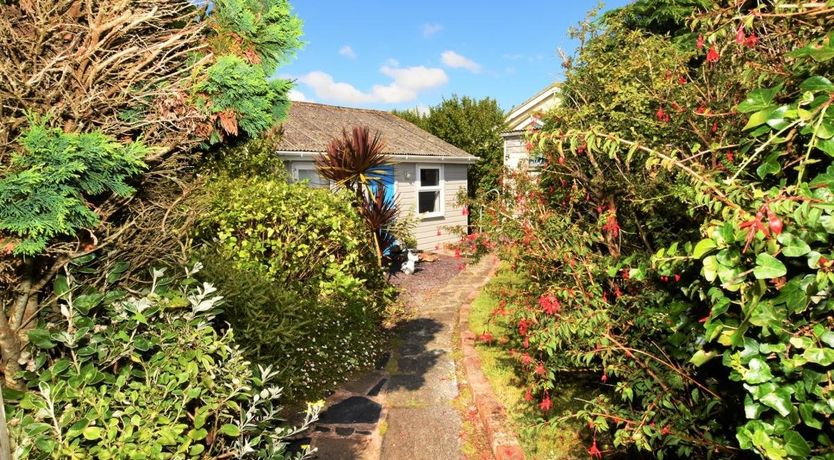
[309,256,498,460]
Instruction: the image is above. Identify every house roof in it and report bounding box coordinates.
[504,83,561,132]
[276,102,478,163]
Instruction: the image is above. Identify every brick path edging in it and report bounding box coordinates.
[459,256,526,460]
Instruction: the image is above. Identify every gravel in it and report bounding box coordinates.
[387,254,464,307]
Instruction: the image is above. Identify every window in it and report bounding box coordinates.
[293,163,329,188]
[416,165,443,218]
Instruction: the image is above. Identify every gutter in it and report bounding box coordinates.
[276,150,481,165]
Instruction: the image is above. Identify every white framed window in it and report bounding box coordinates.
[293,163,329,188]
[416,164,444,219]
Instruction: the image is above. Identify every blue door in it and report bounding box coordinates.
[369,165,395,204]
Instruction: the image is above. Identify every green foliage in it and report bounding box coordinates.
[0,119,146,255]
[393,95,506,196]
[471,4,834,459]
[607,0,712,36]
[194,177,391,397]
[196,55,293,140]
[210,0,303,75]
[8,267,320,459]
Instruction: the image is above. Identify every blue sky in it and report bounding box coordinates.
[281,1,631,113]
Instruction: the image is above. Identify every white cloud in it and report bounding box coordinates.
[422,22,442,37]
[297,64,448,105]
[288,89,309,102]
[338,45,356,59]
[441,50,482,73]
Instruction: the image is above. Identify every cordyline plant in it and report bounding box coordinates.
[467,2,834,459]
[316,126,399,265]
[0,0,301,389]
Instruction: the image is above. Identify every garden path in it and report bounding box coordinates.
[308,255,499,460]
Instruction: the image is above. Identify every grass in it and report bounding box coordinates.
[468,267,592,460]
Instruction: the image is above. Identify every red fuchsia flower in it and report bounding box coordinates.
[674,274,681,282]
[588,439,603,459]
[524,388,534,402]
[521,353,533,366]
[726,151,735,163]
[539,395,552,412]
[661,275,668,282]
[479,331,494,343]
[711,121,719,134]
[613,286,623,298]
[577,144,586,154]
[736,25,746,45]
[622,269,630,280]
[601,373,608,383]
[696,34,705,49]
[695,105,706,114]
[678,74,687,85]
[745,34,759,48]
[539,293,561,315]
[662,425,671,436]
[706,46,720,63]
[535,363,546,376]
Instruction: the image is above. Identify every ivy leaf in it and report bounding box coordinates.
[817,139,834,157]
[744,107,778,130]
[799,76,834,92]
[744,357,773,384]
[753,253,787,279]
[692,239,716,259]
[760,387,792,417]
[756,154,781,179]
[799,403,822,429]
[737,85,783,113]
[777,233,810,257]
[802,347,834,366]
[783,431,811,457]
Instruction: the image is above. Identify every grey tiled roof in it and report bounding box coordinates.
[276,102,476,159]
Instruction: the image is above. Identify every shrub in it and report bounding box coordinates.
[473,3,834,459]
[7,266,320,459]
[194,177,391,397]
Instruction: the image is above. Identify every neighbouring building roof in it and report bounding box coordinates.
[503,83,561,134]
[276,101,478,163]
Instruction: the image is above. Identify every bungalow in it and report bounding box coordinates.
[502,83,561,173]
[276,101,479,251]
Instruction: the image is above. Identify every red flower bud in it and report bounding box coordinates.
[769,217,783,235]
[736,25,746,45]
[696,34,705,50]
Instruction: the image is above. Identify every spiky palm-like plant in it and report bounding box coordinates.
[316,126,398,265]
[316,126,390,200]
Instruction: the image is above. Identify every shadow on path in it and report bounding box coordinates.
[385,317,445,392]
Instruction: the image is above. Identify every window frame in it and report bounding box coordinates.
[415,164,444,219]
[292,162,330,189]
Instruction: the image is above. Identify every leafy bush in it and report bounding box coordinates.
[8,266,320,459]
[472,3,834,459]
[194,177,391,397]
